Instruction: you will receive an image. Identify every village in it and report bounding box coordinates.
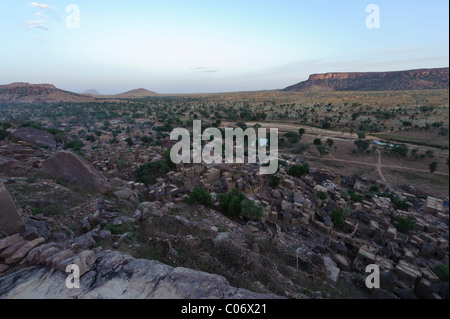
[0,121,448,299]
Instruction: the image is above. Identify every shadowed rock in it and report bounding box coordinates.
[0,250,283,299]
[41,151,110,194]
[10,127,56,148]
[0,183,25,236]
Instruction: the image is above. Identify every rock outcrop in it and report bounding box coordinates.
[283,67,449,92]
[0,156,27,176]
[41,151,110,194]
[0,182,25,235]
[0,240,281,299]
[10,127,57,149]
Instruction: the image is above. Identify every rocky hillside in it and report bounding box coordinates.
[0,83,95,104]
[0,83,158,103]
[104,88,159,99]
[283,67,449,92]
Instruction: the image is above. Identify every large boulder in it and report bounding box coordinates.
[41,151,109,194]
[0,183,25,236]
[0,156,27,177]
[0,250,283,299]
[10,127,56,149]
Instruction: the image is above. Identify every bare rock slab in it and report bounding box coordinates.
[41,151,110,194]
[10,127,56,149]
[0,183,25,236]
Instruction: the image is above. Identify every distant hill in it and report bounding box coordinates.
[105,88,158,99]
[82,89,102,95]
[283,67,449,92]
[0,83,95,103]
[0,83,158,103]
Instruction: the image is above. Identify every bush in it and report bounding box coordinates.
[125,137,134,146]
[349,188,363,202]
[268,175,281,188]
[382,193,411,210]
[86,135,96,142]
[218,188,245,219]
[313,138,322,145]
[240,199,264,219]
[331,208,345,228]
[218,188,263,220]
[0,128,9,140]
[288,163,310,178]
[186,186,212,208]
[135,161,170,185]
[432,264,449,282]
[63,140,84,152]
[395,217,416,232]
[317,191,328,200]
[163,149,176,169]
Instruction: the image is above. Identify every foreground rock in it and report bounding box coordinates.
[0,183,25,235]
[10,127,56,149]
[0,156,27,177]
[41,151,110,194]
[0,250,282,299]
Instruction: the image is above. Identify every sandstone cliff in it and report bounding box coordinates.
[283,67,449,92]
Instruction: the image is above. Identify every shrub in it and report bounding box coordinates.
[313,138,322,145]
[218,188,245,219]
[217,188,263,220]
[288,163,310,178]
[331,208,345,228]
[268,175,281,188]
[349,188,363,202]
[63,140,84,152]
[395,217,416,232]
[317,191,328,200]
[0,128,9,140]
[240,199,264,219]
[125,137,134,146]
[135,160,170,185]
[163,149,176,169]
[186,186,212,208]
[432,264,449,282]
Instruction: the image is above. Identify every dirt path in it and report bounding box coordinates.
[376,150,387,183]
[286,153,449,177]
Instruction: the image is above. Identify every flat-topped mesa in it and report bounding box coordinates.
[283,67,449,92]
[2,83,57,90]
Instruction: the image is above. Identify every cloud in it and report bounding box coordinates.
[30,2,52,10]
[190,66,218,73]
[26,20,48,30]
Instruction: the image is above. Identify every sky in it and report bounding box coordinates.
[0,0,448,94]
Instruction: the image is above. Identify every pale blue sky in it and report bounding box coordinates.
[0,1,448,93]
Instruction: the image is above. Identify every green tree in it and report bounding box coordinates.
[317,191,328,200]
[313,138,322,146]
[186,186,212,208]
[331,208,345,228]
[432,264,449,282]
[429,161,438,173]
[354,139,370,152]
[316,145,329,157]
[0,128,9,140]
[240,199,264,219]
[135,161,170,185]
[268,175,281,188]
[125,137,134,146]
[284,131,301,144]
[288,163,310,178]
[163,149,176,169]
[326,138,334,149]
[395,217,416,232]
